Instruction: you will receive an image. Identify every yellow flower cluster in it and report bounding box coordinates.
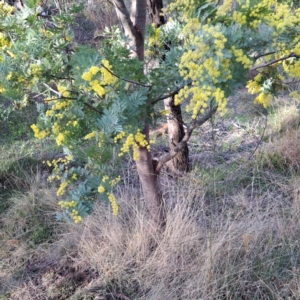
[97,174,120,216]
[31,124,50,139]
[57,85,70,97]
[212,88,227,113]
[47,155,73,168]
[98,176,120,194]
[248,4,265,26]
[119,134,136,153]
[82,66,100,81]
[176,22,231,116]
[216,0,232,17]
[50,99,71,111]
[266,3,299,33]
[45,109,55,117]
[46,155,73,182]
[98,185,105,193]
[0,84,5,93]
[114,131,126,143]
[134,131,150,148]
[292,44,300,56]
[71,210,82,223]
[180,86,227,118]
[81,60,116,97]
[97,133,105,148]
[56,132,65,146]
[149,26,161,47]
[118,130,150,160]
[182,18,202,36]
[84,131,96,140]
[231,46,252,69]
[58,199,77,209]
[107,192,118,216]
[56,180,70,196]
[254,92,272,108]
[102,175,109,182]
[29,64,41,76]
[90,80,105,97]
[232,1,269,28]
[0,0,15,13]
[232,11,247,25]
[111,176,121,187]
[246,74,262,94]
[246,80,261,94]
[51,121,71,146]
[58,200,82,224]
[47,174,61,183]
[6,72,12,80]
[52,122,60,134]
[0,32,11,50]
[101,60,117,84]
[285,61,300,78]
[249,19,261,29]
[66,120,78,127]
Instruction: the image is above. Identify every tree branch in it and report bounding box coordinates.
[83,102,103,114]
[253,51,276,60]
[251,52,298,71]
[101,63,152,88]
[112,0,138,51]
[152,81,192,104]
[44,96,103,115]
[155,105,218,174]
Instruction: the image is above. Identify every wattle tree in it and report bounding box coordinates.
[0,0,299,228]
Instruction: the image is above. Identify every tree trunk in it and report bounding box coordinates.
[164,96,189,172]
[136,125,164,226]
[147,0,190,173]
[113,0,164,227]
[146,0,165,27]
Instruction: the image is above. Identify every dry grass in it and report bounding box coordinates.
[0,173,62,296]
[3,170,300,299]
[84,0,118,32]
[257,95,300,173]
[260,128,300,172]
[69,180,300,299]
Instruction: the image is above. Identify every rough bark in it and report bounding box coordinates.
[155,106,218,173]
[113,0,164,227]
[146,0,165,27]
[147,0,190,173]
[136,125,164,226]
[164,97,189,172]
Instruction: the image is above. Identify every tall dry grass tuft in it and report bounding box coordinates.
[258,96,300,173]
[47,175,300,299]
[83,0,119,38]
[0,172,62,295]
[260,128,300,172]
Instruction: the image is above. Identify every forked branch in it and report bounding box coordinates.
[155,105,218,173]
